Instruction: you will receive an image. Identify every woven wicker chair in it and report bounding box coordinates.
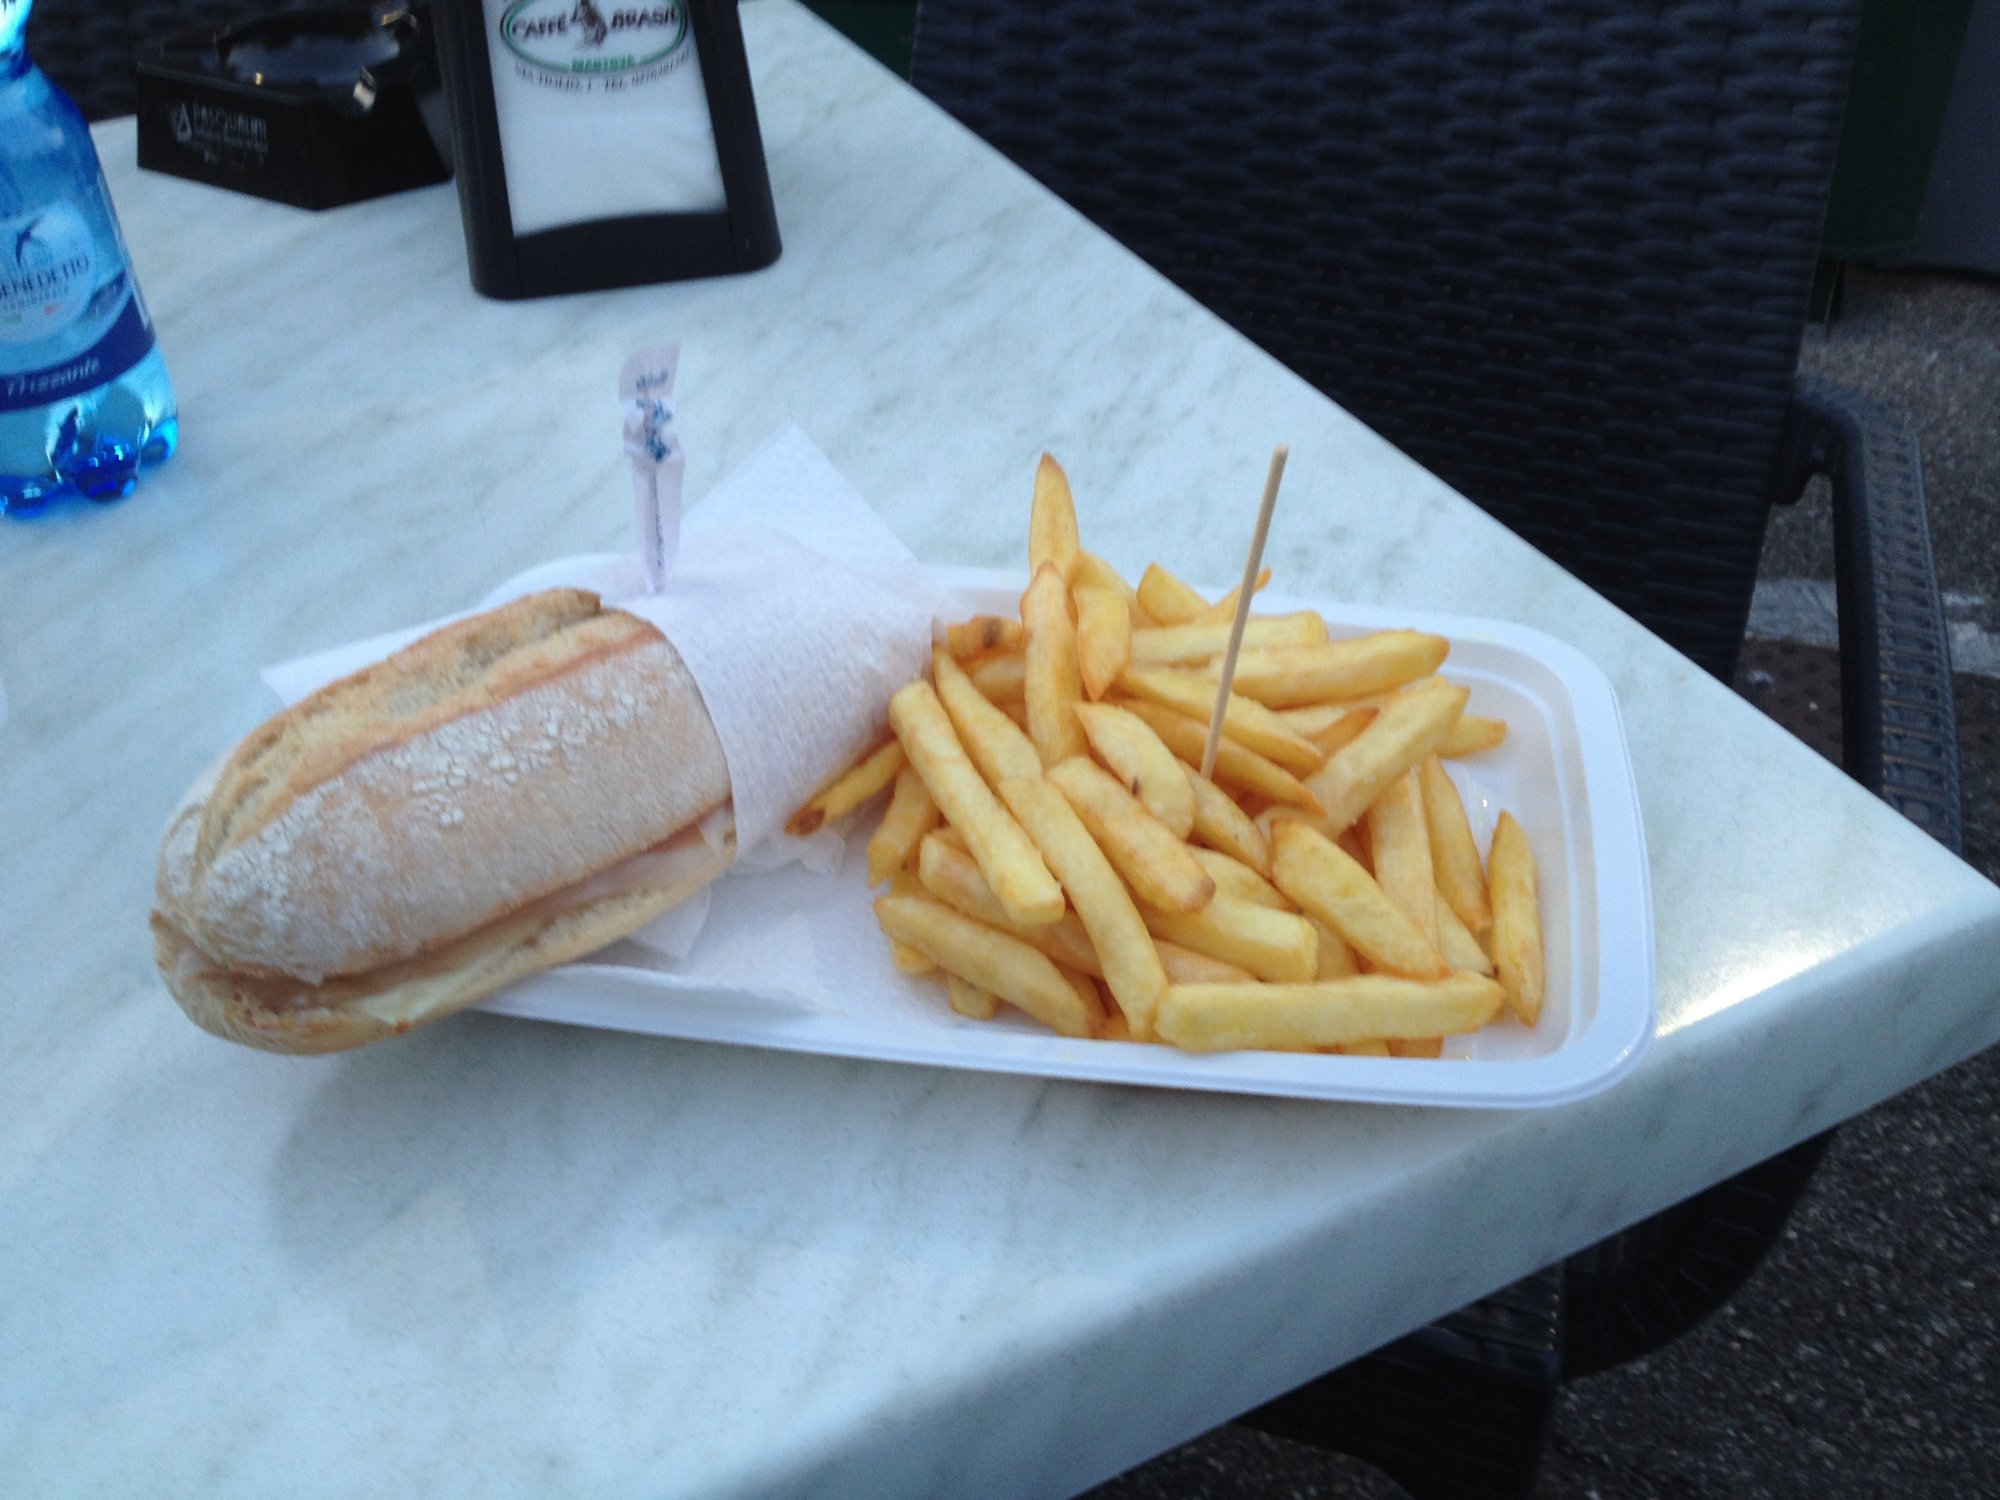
[912,2,1962,1496]
[26,0,260,121]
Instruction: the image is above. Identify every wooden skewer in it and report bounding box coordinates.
[1201,444,1289,781]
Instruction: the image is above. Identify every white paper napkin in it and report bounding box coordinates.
[264,425,957,961]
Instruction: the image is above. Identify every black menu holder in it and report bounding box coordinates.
[430,0,781,300]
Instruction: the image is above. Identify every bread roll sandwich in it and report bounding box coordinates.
[152,588,736,1053]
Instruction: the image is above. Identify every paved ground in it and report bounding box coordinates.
[1092,268,2000,1498]
[1771,269,2000,624]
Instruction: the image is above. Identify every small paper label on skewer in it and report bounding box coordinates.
[621,345,684,592]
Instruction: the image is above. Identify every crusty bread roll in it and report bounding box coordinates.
[153,588,734,1053]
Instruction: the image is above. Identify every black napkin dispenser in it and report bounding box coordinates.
[136,4,453,211]
[427,0,780,300]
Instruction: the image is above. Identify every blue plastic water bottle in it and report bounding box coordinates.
[0,0,177,515]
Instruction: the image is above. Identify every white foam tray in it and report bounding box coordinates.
[480,567,1656,1108]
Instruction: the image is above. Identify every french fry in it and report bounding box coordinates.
[1060,964,1114,1038]
[916,832,1102,975]
[1488,812,1544,1025]
[1277,703,1366,737]
[1141,896,1317,983]
[1340,1039,1393,1056]
[1156,942,1255,984]
[945,972,1001,1019]
[1045,756,1216,913]
[1254,803,1312,855]
[1304,678,1469,834]
[1000,699,1032,731]
[1117,699,1321,812]
[1365,770,1440,951]
[867,765,941,885]
[945,615,1025,657]
[1072,551,1155,627]
[890,939,937,975]
[1308,918,1360,979]
[999,774,1169,1040]
[1190,847,1292,910]
[1074,584,1132,701]
[1071,551,1134,599]
[1136,563,1211,626]
[884,869,928,902]
[1190,567,1273,625]
[1271,820,1449,979]
[1117,666,1324,774]
[1307,708,1377,759]
[1441,715,1508,758]
[1156,974,1505,1052]
[1216,632,1449,708]
[1435,894,1494,976]
[1129,613,1329,666]
[888,680,1064,927]
[964,650,1026,703]
[875,892,1096,1037]
[1420,754,1492,935]
[1297,685,1411,716]
[785,737,904,836]
[1389,1037,1446,1059]
[1030,453,1082,582]
[1184,766,1273,876]
[1074,701,1197,838]
[1307,690,1505,759]
[1021,563,1089,766]
[934,647,1043,785]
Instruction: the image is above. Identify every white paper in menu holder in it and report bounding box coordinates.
[482,0,728,236]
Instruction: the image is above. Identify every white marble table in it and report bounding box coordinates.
[4,3,1997,1495]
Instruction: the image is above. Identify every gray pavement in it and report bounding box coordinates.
[1772,269,2000,630]
[1092,272,2000,1498]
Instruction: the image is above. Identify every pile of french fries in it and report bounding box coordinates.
[784,455,1545,1056]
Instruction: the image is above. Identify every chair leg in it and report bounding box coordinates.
[1238,1264,1563,1500]
[1560,1131,1833,1379]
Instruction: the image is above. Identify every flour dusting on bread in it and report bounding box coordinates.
[154,589,734,1037]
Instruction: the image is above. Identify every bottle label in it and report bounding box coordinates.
[0,202,100,345]
[0,202,157,412]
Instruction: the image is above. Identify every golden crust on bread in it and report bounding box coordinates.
[153,588,735,1043]
[197,589,622,870]
[154,827,733,1053]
